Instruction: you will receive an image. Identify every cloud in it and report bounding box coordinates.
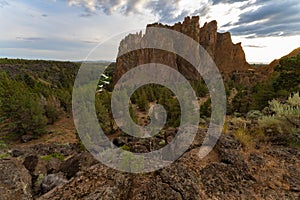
[79,12,95,17]
[244,44,266,48]
[211,0,248,5]
[227,0,300,37]
[191,5,211,17]
[67,0,203,23]
[0,0,9,8]
[16,37,45,41]
[68,0,144,15]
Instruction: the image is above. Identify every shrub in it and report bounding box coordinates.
[0,153,10,159]
[233,128,254,150]
[120,144,131,151]
[246,110,263,120]
[0,140,8,149]
[44,104,58,125]
[258,93,300,146]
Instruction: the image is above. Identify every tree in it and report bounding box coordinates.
[0,72,47,136]
[200,98,211,118]
[259,93,300,146]
[137,91,149,111]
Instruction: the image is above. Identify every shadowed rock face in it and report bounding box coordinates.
[113,16,250,84]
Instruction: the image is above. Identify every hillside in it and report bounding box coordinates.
[270,47,300,68]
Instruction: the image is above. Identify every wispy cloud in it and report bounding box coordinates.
[67,0,208,23]
[0,0,9,8]
[16,37,45,42]
[244,44,267,48]
[227,0,300,37]
[211,0,248,5]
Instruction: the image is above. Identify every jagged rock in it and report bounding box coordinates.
[46,158,61,174]
[265,148,300,164]
[38,164,133,200]
[38,148,204,200]
[60,152,98,179]
[219,149,244,165]
[130,144,148,153]
[113,16,257,85]
[33,174,45,195]
[23,155,47,177]
[23,155,48,196]
[283,174,300,192]
[37,142,300,200]
[21,135,34,143]
[112,136,128,147]
[201,162,255,199]
[216,134,241,150]
[41,174,67,194]
[11,149,24,157]
[0,159,33,200]
[23,155,39,173]
[248,153,264,166]
[29,143,79,157]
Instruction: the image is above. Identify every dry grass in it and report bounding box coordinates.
[233,128,255,150]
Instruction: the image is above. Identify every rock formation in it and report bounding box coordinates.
[113,16,251,84]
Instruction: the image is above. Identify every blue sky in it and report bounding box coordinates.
[1,0,300,63]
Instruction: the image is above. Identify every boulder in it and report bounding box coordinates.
[41,174,67,194]
[60,152,98,179]
[46,158,61,174]
[11,149,24,157]
[0,159,33,200]
[23,155,47,177]
[21,135,34,143]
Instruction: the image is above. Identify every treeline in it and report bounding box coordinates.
[0,59,79,138]
[229,54,300,115]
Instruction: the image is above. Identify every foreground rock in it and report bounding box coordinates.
[37,134,300,200]
[41,174,68,194]
[60,152,99,179]
[0,158,32,200]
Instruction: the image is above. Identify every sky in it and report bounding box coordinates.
[0,0,300,63]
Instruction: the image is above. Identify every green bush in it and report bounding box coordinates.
[0,140,8,149]
[246,110,263,120]
[259,93,300,146]
[44,104,58,125]
[0,153,11,159]
[200,98,211,118]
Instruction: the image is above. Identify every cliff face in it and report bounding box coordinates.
[113,16,251,84]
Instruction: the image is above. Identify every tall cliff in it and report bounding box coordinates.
[113,16,251,84]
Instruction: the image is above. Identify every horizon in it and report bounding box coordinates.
[0,56,272,65]
[1,0,300,63]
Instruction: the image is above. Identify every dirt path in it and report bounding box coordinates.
[10,116,78,148]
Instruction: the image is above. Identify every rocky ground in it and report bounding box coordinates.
[0,121,299,200]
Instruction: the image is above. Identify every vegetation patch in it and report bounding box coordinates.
[233,128,255,150]
[41,153,65,161]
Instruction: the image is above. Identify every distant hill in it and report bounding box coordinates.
[269,47,300,68]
